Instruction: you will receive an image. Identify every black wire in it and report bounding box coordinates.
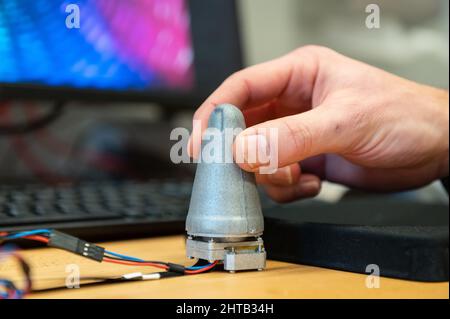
[192,259,213,267]
[0,278,18,297]
[31,272,184,293]
[0,250,33,297]
[31,277,130,293]
[1,233,167,265]
[0,101,65,135]
[2,231,50,238]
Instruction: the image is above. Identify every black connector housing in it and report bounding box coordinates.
[167,263,185,274]
[48,230,105,262]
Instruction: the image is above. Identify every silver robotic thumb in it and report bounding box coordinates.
[186,103,264,238]
[185,104,266,272]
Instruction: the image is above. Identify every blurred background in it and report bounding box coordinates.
[0,0,448,204]
[240,0,448,88]
[238,0,449,203]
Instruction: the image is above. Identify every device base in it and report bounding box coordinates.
[186,236,266,272]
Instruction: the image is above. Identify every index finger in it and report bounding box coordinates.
[188,54,294,158]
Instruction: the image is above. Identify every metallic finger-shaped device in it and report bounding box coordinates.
[186,104,266,272]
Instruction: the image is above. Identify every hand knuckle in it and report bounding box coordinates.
[281,119,313,157]
[295,45,336,57]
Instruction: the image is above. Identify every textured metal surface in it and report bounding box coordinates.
[186,104,264,238]
[186,237,264,262]
[224,250,266,272]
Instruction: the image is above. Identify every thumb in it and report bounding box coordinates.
[234,106,351,172]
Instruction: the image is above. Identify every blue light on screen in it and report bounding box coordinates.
[0,0,195,92]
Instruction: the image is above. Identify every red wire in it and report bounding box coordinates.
[0,250,32,298]
[10,136,63,184]
[1,229,218,276]
[24,103,73,155]
[23,235,49,244]
[0,233,49,244]
[25,103,142,180]
[1,102,70,185]
[184,261,219,275]
[103,258,218,275]
[12,252,32,295]
[103,257,169,270]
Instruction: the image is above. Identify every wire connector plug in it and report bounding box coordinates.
[48,230,104,262]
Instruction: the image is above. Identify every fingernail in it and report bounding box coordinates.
[268,166,293,185]
[298,179,321,193]
[237,134,269,170]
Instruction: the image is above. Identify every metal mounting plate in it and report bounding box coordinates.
[186,237,266,272]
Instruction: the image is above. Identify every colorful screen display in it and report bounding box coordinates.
[0,0,195,92]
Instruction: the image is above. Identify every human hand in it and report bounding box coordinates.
[188,46,449,202]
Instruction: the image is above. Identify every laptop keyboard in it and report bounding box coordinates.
[0,180,192,235]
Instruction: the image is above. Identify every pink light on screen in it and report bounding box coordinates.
[94,0,194,89]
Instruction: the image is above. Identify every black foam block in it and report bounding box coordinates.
[264,201,449,282]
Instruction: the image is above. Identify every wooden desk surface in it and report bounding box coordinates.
[1,235,448,299]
